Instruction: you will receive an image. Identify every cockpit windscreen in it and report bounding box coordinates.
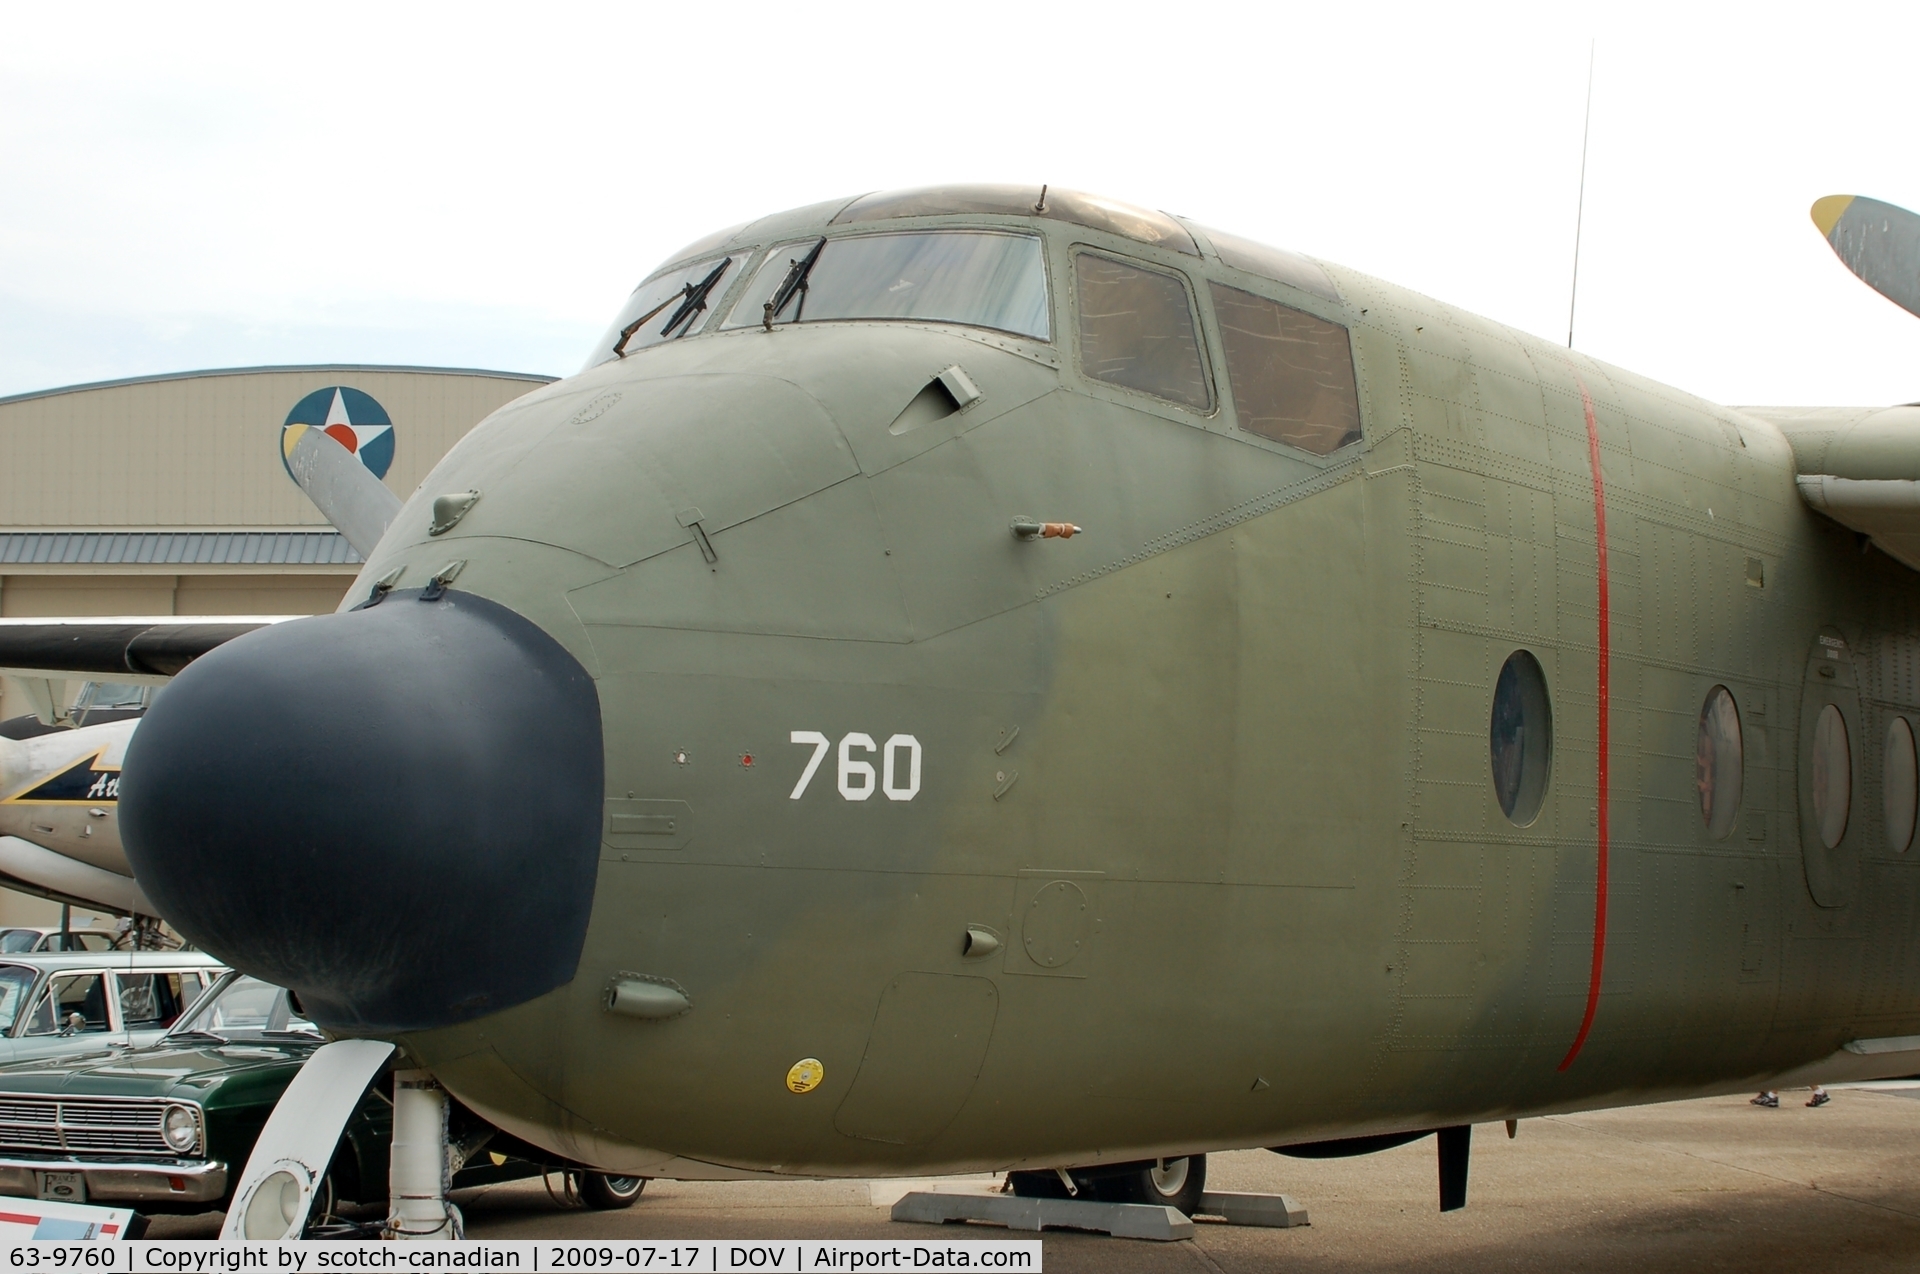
[585,254,741,369]
[723,231,1049,340]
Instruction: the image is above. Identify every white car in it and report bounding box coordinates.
[0,927,115,954]
[0,952,226,1065]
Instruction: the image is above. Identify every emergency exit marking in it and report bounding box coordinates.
[789,731,922,801]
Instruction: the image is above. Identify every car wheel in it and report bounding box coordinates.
[1092,1156,1206,1215]
[574,1172,646,1210]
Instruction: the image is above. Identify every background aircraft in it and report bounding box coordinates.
[0,621,284,919]
[0,423,395,919]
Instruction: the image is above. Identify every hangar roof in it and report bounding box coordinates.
[0,531,357,567]
[0,364,552,409]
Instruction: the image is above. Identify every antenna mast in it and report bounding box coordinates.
[1568,41,1595,349]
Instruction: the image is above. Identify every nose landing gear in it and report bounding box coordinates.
[390,1070,461,1240]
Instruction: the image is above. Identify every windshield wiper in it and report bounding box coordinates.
[166,1029,227,1044]
[763,238,827,331]
[657,258,731,341]
[613,257,733,358]
[261,1028,325,1040]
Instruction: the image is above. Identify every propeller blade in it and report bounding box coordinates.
[282,423,402,558]
[1812,194,1920,320]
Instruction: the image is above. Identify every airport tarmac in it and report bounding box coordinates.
[145,1086,1920,1269]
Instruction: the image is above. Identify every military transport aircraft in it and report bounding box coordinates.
[8,182,1920,1239]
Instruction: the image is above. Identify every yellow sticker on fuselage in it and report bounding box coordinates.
[786,1058,824,1094]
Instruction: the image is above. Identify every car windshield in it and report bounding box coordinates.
[0,965,35,1033]
[722,230,1050,340]
[0,932,40,954]
[38,932,110,952]
[168,973,321,1040]
[584,254,743,369]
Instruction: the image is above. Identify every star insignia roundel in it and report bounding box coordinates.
[280,386,395,481]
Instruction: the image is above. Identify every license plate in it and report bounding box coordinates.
[37,1171,85,1202]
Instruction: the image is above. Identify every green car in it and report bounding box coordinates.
[0,971,645,1229]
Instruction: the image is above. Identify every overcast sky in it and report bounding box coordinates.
[4,2,1918,407]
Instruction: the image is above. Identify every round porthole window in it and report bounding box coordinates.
[1490,650,1552,826]
[1886,717,1917,853]
[1812,703,1853,850]
[1697,686,1744,841]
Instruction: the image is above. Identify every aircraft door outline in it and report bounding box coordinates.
[1798,628,1864,908]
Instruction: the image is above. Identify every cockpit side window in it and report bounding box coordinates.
[1073,252,1211,411]
[1209,283,1361,455]
[722,231,1050,340]
[71,681,156,728]
[585,254,742,370]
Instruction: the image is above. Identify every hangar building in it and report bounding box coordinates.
[0,363,552,926]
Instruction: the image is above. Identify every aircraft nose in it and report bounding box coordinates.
[119,588,603,1032]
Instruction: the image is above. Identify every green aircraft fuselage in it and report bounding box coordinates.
[149,187,1920,1180]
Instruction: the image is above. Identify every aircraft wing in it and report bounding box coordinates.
[1740,405,1920,571]
[1780,196,1920,569]
[1796,472,1920,571]
[0,615,297,684]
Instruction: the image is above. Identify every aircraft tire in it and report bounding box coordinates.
[1089,1156,1206,1215]
[1008,1157,1206,1214]
[575,1172,647,1210]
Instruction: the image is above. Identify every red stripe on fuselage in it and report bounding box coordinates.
[1559,374,1610,1071]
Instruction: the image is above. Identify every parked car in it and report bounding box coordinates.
[0,927,115,954]
[0,970,645,1229]
[0,952,224,1067]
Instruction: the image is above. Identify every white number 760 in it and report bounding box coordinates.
[790,731,922,802]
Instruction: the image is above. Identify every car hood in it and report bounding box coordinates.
[0,1038,314,1101]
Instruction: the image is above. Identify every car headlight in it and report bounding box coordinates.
[162,1104,198,1153]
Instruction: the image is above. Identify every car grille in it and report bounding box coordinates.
[0,1096,195,1156]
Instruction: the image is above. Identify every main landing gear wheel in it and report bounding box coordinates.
[573,1172,646,1210]
[1007,1155,1206,1215]
[1099,1156,1205,1215]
